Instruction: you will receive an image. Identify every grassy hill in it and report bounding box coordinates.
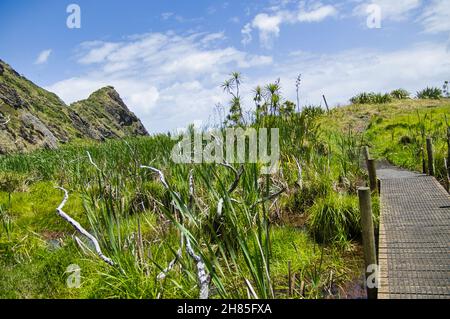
[0,59,148,154]
[0,96,448,299]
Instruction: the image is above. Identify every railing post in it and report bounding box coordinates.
[367,159,378,194]
[363,146,370,163]
[426,137,435,176]
[421,147,427,174]
[447,127,450,182]
[288,260,293,297]
[445,158,450,193]
[322,95,330,113]
[358,187,378,299]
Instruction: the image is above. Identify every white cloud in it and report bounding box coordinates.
[298,4,337,22]
[353,0,421,21]
[243,3,338,48]
[34,49,52,65]
[45,30,449,134]
[78,43,120,64]
[241,23,253,45]
[252,13,283,48]
[161,12,174,20]
[46,32,272,133]
[248,42,450,109]
[419,0,450,33]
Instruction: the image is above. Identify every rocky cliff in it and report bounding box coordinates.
[0,59,148,154]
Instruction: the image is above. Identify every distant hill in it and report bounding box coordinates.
[0,59,148,154]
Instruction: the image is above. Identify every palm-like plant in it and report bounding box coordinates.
[296,74,302,113]
[253,85,264,121]
[226,96,243,126]
[231,72,242,98]
[264,80,281,115]
[221,79,235,97]
[222,72,244,126]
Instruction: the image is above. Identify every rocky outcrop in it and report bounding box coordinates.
[71,86,148,140]
[0,82,27,109]
[20,112,59,149]
[0,59,149,154]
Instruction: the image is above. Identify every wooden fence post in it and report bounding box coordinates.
[447,127,450,180]
[445,158,450,193]
[322,95,330,113]
[367,159,378,194]
[363,146,370,163]
[426,137,435,176]
[358,187,378,299]
[288,260,293,297]
[421,147,427,174]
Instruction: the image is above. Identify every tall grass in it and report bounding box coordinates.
[0,87,379,299]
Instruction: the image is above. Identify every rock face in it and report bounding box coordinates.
[0,59,149,154]
[71,86,148,140]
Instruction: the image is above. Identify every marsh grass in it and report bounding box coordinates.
[1,98,444,299]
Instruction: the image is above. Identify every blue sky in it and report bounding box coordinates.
[0,0,449,133]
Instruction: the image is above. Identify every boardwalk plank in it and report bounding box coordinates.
[378,168,450,299]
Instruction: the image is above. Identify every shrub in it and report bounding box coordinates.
[416,87,443,99]
[307,193,360,243]
[0,172,28,205]
[350,92,392,104]
[301,105,325,118]
[390,89,410,99]
[399,135,413,145]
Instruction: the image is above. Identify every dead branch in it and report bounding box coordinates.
[140,165,210,298]
[251,187,286,209]
[140,165,169,190]
[189,169,195,209]
[219,162,244,193]
[56,187,114,266]
[294,157,303,190]
[86,151,102,172]
[185,235,210,299]
[157,234,184,280]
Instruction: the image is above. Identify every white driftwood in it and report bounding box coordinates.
[56,187,114,266]
[219,162,244,193]
[251,187,286,209]
[189,169,195,208]
[140,165,169,189]
[87,151,101,172]
[141,165,210,298]
[294,157,303,190]
[185,235,210,299]
[157,234,184,280]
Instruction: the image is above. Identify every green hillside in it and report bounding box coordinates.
[0,81,449,298]
[0,60,148,154]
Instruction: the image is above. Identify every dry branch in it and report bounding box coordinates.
[56,187,114,266]
[185,235,210,299]
[140,165,210,298]
[294,157,303,190]
[86,151,101,172]
[140,165,169,190]
[251,187,286,209]
[219,162,244,193]
[157,234,184,280]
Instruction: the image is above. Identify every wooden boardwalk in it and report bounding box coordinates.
[377,168,450,299]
